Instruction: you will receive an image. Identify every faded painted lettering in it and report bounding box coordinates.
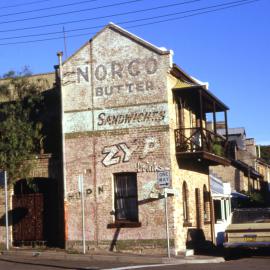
[95,64,107,81]
[95,81,154,96]
[97,111,166,127]
[118,143,133,163]
[77,67,89,83]
[102,145,120,167]
[101,137,160,167]
[93,58,158,81]
[128,59,140,76]
[140,137,160,159]
[101,143,133,167]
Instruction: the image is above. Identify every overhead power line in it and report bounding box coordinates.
[0,0,203,39]
[0,0,262,46]
[126,0,261,30]
[0,0,101,18]
[0,0,259,42]
[0,0,52,10]
[0,0,201,34]
[0,0,145,25]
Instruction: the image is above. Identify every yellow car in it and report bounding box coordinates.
[224,208,270,257]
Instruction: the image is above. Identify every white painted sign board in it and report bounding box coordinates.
[157,171,170,188]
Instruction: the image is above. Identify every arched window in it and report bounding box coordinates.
[203,185,210,222]
[182,181,189,223]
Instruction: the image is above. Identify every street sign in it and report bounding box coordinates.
[156,170,171,258]
[157,170,171,188]
[165,188,179,197]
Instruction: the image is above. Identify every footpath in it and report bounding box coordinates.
[1,249,225,265]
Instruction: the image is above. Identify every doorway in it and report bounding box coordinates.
[12,178,61,247]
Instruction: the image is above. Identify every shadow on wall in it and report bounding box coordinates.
[0,207,28,226]
[177,159,209,174]
[186,228,215,254]
[109,227,121,252]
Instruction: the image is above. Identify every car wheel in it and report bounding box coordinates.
[224,248,233,260]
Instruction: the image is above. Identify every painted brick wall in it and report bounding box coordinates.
[62,24,214,255]
[62,24,174,253]
[65,127,174,252]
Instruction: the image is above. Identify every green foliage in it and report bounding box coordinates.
[212,138,224,157]
[260,145,270,163]
[0,68,47,185]
[0,66,32,79]
[212,143,224,156]
[238,190,267,208]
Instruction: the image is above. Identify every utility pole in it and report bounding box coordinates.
[4,171,9,250]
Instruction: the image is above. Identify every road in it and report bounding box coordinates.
[0,254,270,270]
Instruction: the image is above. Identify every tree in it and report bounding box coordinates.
[260,145,270,163]
[0,68,48,185]
[238,190,267,208]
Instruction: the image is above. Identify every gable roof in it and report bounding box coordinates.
[62,23,171,65]
[91,23,171,55]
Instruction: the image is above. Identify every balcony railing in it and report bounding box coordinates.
[175,127,228,158]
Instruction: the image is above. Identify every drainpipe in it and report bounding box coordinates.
[57,51,68,246]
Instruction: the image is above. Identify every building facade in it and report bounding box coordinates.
[60,23,230,254]
[0,23,238,254]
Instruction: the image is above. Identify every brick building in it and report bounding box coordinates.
[211,127,262,193]
[0,72,64,248]
[0,23,235,254]
[59,23,230,254]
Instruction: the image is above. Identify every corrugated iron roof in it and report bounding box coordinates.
[218,127,246,136]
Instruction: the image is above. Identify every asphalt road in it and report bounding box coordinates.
[0,253,270,270]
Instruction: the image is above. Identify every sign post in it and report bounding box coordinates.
[78,174,86,254]
[157,171,171,258]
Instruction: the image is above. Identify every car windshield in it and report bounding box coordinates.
[232,209,270,224]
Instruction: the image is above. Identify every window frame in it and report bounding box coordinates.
[113,172,139,223]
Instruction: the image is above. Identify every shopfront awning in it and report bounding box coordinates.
[210,174,224,195]
[231,191,249,199]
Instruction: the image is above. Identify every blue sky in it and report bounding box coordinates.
[0,0,269,144]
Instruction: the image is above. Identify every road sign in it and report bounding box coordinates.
[157,170,170,188]
[165,188,179,197]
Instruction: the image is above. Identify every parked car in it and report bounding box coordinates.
[224,208,270,257]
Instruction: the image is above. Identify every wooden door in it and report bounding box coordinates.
[12,193,44,244]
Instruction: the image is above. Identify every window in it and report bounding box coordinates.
[182,181,189,223]
[214,200,222,222]
[114,173,138,222]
